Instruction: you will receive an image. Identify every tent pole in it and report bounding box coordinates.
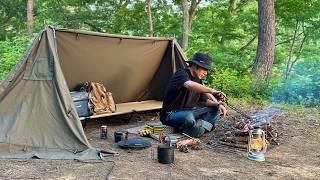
[171,40,176,73]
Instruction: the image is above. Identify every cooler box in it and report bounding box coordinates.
[70,91,89,117]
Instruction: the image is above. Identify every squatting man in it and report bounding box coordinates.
[160,52,227,137]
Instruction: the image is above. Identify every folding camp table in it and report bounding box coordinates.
[79,100,162,121]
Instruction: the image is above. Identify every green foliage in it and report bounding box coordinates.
[271,59,320,107]
[0,0,27,40]
[203,68,269,101]
[272,0,320,107]
[33,0,181,37]
[184,1,265,101]
[0,0,319,106]
[0,35,31,80]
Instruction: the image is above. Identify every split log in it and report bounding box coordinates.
[218,141,248,149]
[177,139,200,148]
[221,136,248,144]
[234,129,249,136]
[234,121,246,129]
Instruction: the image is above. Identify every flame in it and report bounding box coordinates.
[250,138,264,151]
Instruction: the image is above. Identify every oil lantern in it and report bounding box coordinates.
[247,127,267,162]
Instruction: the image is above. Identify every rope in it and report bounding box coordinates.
[75,159,116,180]
[104,160,116,180]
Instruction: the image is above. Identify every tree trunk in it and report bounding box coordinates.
[188,0,201,30]
[252,0,275,84]
[27,0,33,37]
[219,0,236,46]
[147,0,153,37]
[287,32,307,79]
[285,19,299,79]
[181,0,201,48]
[181,0,189,48]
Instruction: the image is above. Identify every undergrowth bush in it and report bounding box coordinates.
[204,68,270,102]
[271,59,320,108]
[0,35,31,80]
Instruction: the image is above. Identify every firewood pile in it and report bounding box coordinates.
[218,105,281,150]
[219,121,279,149]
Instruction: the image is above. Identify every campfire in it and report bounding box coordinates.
[218,105,280,150]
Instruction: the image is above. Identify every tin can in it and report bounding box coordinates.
[100,125,108,139]
[114,130,128,143]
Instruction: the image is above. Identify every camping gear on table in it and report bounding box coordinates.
[157,144,174,164]
[70,91,89,117]
[114,130,128,142]
[117,138,151,149]
[100,125,108,139]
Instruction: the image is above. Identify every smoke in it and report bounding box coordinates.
[251,105,281,124]
[271,59,320,107]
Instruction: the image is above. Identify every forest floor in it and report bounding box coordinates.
[0,103,320,179]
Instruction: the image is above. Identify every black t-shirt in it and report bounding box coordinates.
[160,68,207,121]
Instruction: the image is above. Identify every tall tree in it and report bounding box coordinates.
[252,0,275,83]
[181,0,201,48]
[27,0,33,37]
[181,0,189,48]
[147,0,153,37]
[218,0,236,46]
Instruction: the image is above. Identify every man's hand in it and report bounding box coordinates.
[213,91,227,102]
[218,103,227,119]
[205,93,217,102]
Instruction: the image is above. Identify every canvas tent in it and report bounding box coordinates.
[0,26,188,159]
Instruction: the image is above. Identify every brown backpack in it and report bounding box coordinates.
[86,82,116,115]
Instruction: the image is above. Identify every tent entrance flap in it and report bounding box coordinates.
[79,100,162,120]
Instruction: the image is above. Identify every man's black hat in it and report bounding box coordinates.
[188,52,212,70]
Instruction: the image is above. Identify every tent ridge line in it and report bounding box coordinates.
[53,28,174,41]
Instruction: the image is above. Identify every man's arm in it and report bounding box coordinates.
[184,80,227,118]
[205,93,217,102]
[184,80,219,94]
[204,99,227,119]
[204,99,219,107]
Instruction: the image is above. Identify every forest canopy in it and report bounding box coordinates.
[0,0,319,107]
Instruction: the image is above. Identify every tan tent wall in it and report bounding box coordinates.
[140,40,188,101]
[56,30,177,103]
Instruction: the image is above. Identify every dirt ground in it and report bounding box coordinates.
[1,104,320,179]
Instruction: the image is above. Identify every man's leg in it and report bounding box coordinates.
[192,107,220,130]
[165,110,205,137]
[165,111,195,131]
